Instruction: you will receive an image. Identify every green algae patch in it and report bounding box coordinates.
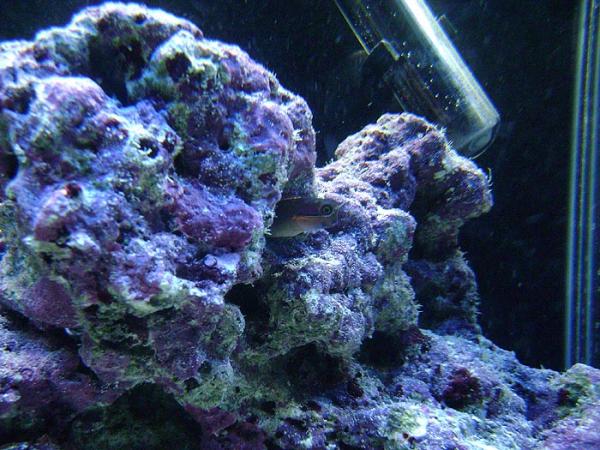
[372,264,418,334]
[554,363,600,418]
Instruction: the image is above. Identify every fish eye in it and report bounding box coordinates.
[320,204,333,215]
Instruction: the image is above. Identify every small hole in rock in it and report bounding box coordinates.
[218,133,230,151]
[64,182,82,198]
[198,361,212,375]
[184,378,200,391]
[225,283,270,344]
[162,131,177,153]
[282,343,347,394]
[225,283,266,322]
[33,45,49,62]
[139,138,160,158]
[166,53,191,82]
[359,327,430,367]
[88,37,145,104]
[97,17,110,32]
[173,150,199,178]
[6,86,35,114]
[0,152,19,182]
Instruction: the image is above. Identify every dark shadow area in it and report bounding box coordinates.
[280,343,349,395]
[359,326,431,368]
[224,282,270,345]
[68,383,204,450]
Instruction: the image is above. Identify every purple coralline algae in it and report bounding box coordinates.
[0,3,598,449]
[0,307,115,442]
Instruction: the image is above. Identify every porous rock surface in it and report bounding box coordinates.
[0,3,598,449]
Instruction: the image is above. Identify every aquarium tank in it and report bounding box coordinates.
[0,1,598,449]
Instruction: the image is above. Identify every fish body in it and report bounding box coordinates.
[269,197,341,237]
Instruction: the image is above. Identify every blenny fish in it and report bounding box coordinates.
[269,197,341,237]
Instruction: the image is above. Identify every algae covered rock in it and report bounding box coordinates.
[0,3,597,450]
[536,364,600,449]
[0,307,114,442]
[0,1,314,401]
